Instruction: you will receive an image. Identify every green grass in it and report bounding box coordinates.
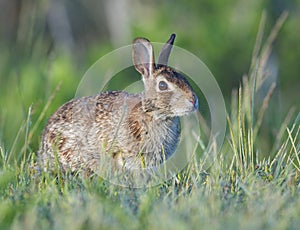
[0,13,299,230]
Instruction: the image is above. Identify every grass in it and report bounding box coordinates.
[0,13,299,230]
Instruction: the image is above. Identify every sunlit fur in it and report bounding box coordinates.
[38,35,198,175]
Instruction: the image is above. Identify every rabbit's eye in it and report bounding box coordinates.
[158,81,168,91]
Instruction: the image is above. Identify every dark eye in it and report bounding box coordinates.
[158,81,168,91]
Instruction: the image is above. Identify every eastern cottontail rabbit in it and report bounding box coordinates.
[38,34,198,175]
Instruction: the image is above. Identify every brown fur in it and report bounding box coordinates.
[38,34,198,175]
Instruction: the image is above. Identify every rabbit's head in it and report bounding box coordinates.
[132,34,198,119]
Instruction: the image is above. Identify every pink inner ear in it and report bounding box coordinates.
[132,40,155,78]
[139,64,149,77]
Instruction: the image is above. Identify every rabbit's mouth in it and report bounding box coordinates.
[173,94,198,116]
[153,106,195,120]
[167,103,198,118]
[174,106,197,117]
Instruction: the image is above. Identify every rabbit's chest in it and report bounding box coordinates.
[140,117,180,163]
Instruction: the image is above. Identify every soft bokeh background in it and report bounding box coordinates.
[0,0,299,155]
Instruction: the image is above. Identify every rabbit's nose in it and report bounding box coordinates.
[191,93,199,110]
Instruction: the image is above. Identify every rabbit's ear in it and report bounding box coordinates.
[132,38,155,78]
[157,33,176,66]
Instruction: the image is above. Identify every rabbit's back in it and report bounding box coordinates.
[39,91,142,172]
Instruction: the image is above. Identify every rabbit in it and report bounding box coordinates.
[38,34,198,176]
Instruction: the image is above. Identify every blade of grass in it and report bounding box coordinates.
[8,121,26,165]
[250,11,266,74]
[272,107,296,153]
[287,125,300,169]
[22,105,33,158]
[260,11,289,72]
[253,82,276,138]
[27,81,62,144]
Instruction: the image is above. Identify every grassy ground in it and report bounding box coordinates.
[0,14,299,230]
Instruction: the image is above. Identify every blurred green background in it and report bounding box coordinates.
[0,0,299,156]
